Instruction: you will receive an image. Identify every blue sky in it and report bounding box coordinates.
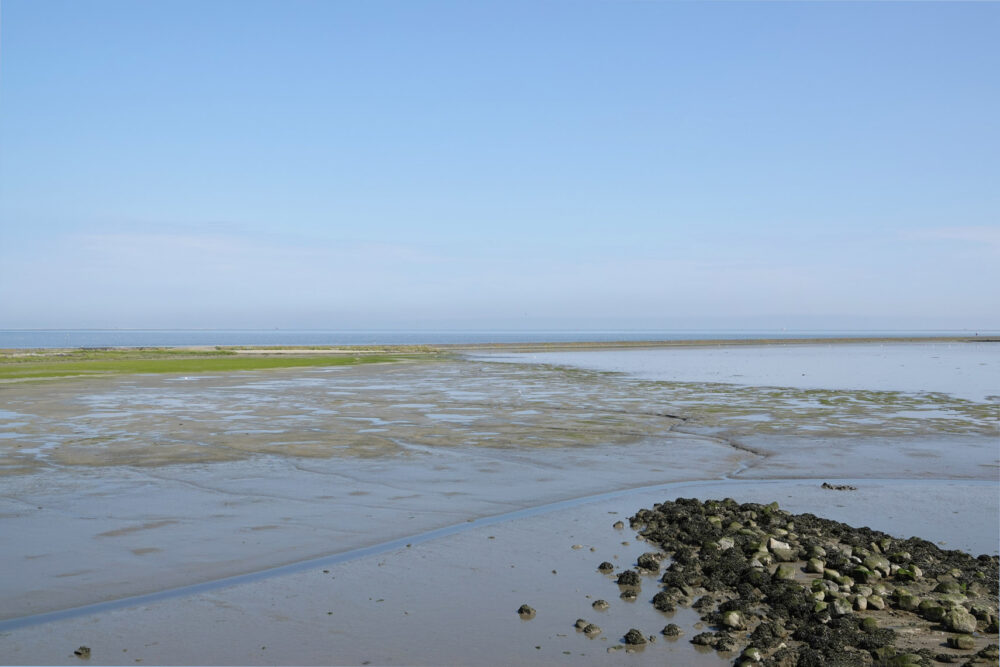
[1,1,997,330]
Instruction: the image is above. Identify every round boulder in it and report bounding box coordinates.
[945,607,978,634]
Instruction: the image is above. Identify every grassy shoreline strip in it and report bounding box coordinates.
[0,352,434,381]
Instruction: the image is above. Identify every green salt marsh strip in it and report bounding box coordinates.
[0,348,439,381]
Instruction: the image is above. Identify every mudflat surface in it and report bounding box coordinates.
[0,343,996,664]
[1,479,996,666]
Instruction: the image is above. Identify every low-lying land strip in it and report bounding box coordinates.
[0,346,441,381]
[0,335,991,381]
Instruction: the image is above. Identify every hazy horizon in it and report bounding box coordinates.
[2,1,998,330]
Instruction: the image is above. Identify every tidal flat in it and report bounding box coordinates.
[0,341,996,664]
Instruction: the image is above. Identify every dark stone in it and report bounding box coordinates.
[637,552,662,571]
[616,569,640,586]
[651,591,676,612]
[713,632,736,652]
[661,623,682,637]
[623,628,646,645]
[749,620,787,650]
[690,632,716,646]
[822,482,858,491]
[692,594,716,610]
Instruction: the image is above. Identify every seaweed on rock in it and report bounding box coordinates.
[612,498,998,665]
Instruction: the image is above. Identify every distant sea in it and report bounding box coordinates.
[0,329,992,349]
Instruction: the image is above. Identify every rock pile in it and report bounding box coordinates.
[620,498,999,665]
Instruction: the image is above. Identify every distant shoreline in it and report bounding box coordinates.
[2,336,995,382]
[3,328,997,351]
[437,335,998,352]
[3,334,996,355]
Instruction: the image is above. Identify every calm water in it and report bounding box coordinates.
[0,329,990,349]
[479,341,1000,401]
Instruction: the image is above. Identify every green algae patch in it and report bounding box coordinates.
[0,347,438,381]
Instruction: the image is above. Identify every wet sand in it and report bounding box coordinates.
[1,479,996,665]
[0,343,996,664]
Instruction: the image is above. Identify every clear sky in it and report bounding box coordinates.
[1,1,997,330]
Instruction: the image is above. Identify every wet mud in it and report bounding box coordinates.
[0,346,996,664]
[0,356,993,475]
